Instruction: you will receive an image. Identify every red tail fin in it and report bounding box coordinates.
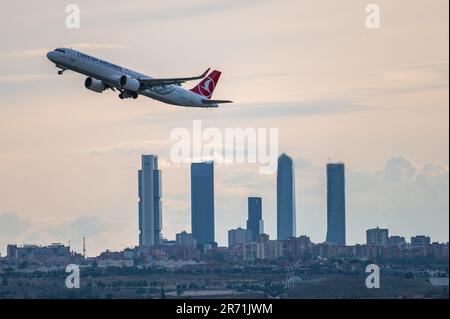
[190,70,221,99]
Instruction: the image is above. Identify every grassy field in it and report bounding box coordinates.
[0,272,448,299]
[284,275,448,299]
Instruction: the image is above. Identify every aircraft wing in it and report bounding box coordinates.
[139,68,210,87]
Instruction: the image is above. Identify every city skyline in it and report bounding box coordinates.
[2,151,449,257]
[4,225,446,258]
[0,152,448,257]
[0,1,448,256]
[131,153,444,253]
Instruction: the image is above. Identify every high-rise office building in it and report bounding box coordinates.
[326,163,346,245]
[247,197,263,241]
[277,153,296,240]
[138,155,162,247]
[191,161,215,245]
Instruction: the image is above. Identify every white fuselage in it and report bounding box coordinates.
[47,48,214,107]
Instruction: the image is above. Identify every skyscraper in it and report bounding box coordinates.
[277,153,296,240]
[191,161,215,245]
[247,197,263,241]
[326,163,346,245]
[138,155,162,247]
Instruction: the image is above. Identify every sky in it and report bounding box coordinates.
[0,0,448,256]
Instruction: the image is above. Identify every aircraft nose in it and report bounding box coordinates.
[47,51,56,61]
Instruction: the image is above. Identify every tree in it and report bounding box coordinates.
[404,272,415,280]
[176,284,185,296]
[160,285,165,299]
[18,261,28,269]
[136,288,146,294]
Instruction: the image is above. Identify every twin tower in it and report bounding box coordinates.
[276,154,346,245]
[138,154,346,247]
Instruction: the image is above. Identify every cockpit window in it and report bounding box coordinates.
[55,48,66,53]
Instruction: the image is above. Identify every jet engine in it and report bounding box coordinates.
[84,77,106,93]
[119,75,140,92]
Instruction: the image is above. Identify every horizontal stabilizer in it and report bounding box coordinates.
[202,99,233,104]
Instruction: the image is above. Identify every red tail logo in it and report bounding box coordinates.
[190,70,221,99]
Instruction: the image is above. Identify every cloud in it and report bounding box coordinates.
[382,63,448,86]
[382,156,418,181]
[83,0,270,27]
[67,43,128,50]
[1,43,128,58]
[0,213,29,237]
[348,156,449,242]
[45,216,109,240]
[124,99,373,129]
[218,166,274,193]
[1,48,49,57]
[0,74,54,83]
[353,63,449,97]
[226,100,372,118]
[0,214,115,257]
[85,139,170,156]
[162,197,191,234]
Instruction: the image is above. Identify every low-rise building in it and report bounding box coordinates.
[228,228,252,248]
[367,227,389,246]
[176,231,197,248]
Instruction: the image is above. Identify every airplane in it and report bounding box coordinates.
[46,47,232,108]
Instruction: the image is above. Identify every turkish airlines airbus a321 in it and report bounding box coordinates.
[46,48,232,108]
